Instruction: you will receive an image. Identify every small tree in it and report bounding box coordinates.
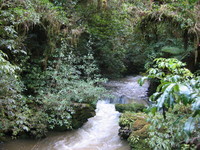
[139,58,199,136]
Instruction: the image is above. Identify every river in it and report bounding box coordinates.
[1,76,149,150]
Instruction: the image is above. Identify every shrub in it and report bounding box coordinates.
[119,112,150,149]
[115,103,146,113]
[139,58,200,149]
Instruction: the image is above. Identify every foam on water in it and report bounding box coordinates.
[51,100,129,150]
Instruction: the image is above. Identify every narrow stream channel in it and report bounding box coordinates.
[1,76,149,150]
[1,101,129,150]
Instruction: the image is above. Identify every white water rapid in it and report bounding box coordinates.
[49,100,129,150]
[1,100,130,150]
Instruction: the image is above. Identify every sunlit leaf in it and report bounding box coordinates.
[184,117,196,135]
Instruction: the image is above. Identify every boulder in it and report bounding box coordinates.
[118,112,150,149]
[54,103,96,131]
[71,103,96,129]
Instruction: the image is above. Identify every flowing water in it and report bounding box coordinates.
[104,76,149,105]
[1,76,149,150]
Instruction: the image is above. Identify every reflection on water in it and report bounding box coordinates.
[1,76,149,150]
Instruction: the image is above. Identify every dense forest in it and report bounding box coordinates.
[0,0,200,149]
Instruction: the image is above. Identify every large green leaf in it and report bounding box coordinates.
[137,76,148,86]
[184,117,196,135]
[192,97,200,111]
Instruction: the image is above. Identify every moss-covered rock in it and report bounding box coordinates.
[119,112,149,136]
[118,112,150,149]
[71,103,96,129]
[128,123,150,150]
[53,103,96,131]
[115,103,146,113]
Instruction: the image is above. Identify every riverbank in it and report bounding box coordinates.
[1,76,149,150]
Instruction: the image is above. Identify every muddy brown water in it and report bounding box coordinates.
[1,76,149,150]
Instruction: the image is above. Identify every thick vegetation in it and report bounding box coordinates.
[0,0,106,139]
[118,58,199,149]
[0,0,200,149]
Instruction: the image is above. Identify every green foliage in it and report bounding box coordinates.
[0,51,30,138]
[161,46,185,55]
[0,40,106,139]
[0,51,19,73]
[51,0,200,77]
[147,104,199,150]
[139,58,200,147]
[28,40,106,131]
[118,105,199,149]
[0,0,68,65]
[125,0,199,71]
[139,58,193,83]
[119,112,138,128]
[1,0,200,144]
[0,0,107,139]
[119,112,150,149]
[90,38,126,78]
[0,52,48,138]
[115,103,146,113]
[147,112,186,150]
[141,58,199,116]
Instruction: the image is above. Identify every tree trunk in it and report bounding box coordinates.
[97,0,102,9]
[183,29,188,50]
[196,42,200,70]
